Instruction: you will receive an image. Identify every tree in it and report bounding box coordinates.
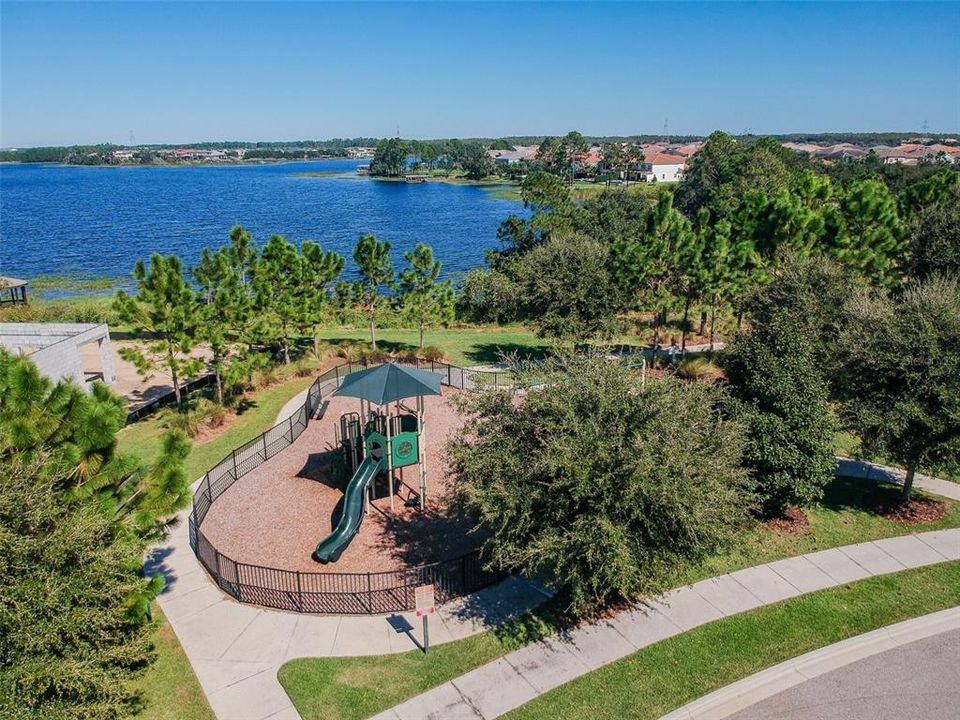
[369,138,408,177]
[398,244,454,348]
[251,234,306,364]
[830,178,905,286]
[725,317,836,517]
[742,252,866,385]
[449,354,750,615]
[458,142,495,181]
[301,241,346,353]
[515,233,625,341]
[352,234,394,350]
[0,351,190,719]
[612,192,697,347]
[192,246,246,404]
[559,130,589,182]
[908,200,960,280]
[838,276,960,501]
[114,254,205,406]
[455,268,522,324]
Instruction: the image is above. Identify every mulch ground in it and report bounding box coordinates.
[877,496,951,525]
[765,507,812,536]
[200,389,481,574]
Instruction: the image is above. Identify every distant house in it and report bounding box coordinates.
[640,152,686,183]
[487,144,539,165]
[879,144,959,166]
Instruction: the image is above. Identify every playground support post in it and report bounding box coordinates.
[386,400,395,513]
[417,393,427,511]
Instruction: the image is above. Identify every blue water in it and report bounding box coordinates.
[0,159,522,291]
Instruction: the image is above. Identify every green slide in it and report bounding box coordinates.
[313,454,384,564]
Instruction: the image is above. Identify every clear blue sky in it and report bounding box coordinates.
[2,1,958,147]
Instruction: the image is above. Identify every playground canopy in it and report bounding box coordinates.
[334,362,442,405]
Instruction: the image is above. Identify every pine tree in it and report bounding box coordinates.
[398,243,454,348]
[114,254,205,406]
[251,234,307,364]
[301,241,345,353]
[0,351,190,718]
[352,234,394,350]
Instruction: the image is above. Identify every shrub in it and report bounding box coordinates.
[676,356,726,383]
[418,345,446,362]
[448,353,751,615]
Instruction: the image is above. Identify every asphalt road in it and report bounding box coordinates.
[729,628,960,720]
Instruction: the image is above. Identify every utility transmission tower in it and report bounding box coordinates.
[129,130,136,147]
[921,119,929,135]
[663,118,669,144]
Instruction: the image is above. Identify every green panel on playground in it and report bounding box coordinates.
[313,364,441,564]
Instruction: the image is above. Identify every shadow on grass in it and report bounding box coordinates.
[821,474,930,515]
[463,342,551,365]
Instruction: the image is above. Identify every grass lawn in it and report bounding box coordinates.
[314,325,553,367]
[506,561,960,720]
[278,476,958,720]
[671,476,959,585]
[132,605,215,720]
[117,374,315,478]
[279,604,560,720]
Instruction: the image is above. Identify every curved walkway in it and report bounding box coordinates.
[370,530,959,720]
[150,382,960,720]
[663,608,960,720]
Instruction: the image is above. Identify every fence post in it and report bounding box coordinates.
[461,553,467,592]
[204,474,213,503]
[296,571,303,613]
[232,450,238,481]
[288,415,294,442]
[262,432,269,460]
[367,572,373,613]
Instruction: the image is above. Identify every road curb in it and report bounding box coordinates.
[658,606,960,720]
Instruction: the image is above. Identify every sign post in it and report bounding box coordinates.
[414,584,435,654]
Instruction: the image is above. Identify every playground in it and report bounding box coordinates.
[200,363,479,576]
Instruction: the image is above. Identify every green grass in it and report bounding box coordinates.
[279,604,561,720]
[506,562,960,720]
[133,605,215,720]
[278,476,959,720]
[117,374,315,478]
[280,562,960,720]
[672,476,960,585]
[314,325,553,367]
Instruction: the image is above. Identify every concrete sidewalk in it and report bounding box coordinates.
[149,515,549,720]
[835,457,960,501]
[370,529,959,720]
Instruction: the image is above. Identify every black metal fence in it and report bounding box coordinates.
[187,359,504,614]
[126,372,217,425]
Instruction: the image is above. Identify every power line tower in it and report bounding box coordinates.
[128,130,136,147]
[663,118,669,144]
[921,119,929,135]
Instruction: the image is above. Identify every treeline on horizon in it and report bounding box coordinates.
[2,131,955,164]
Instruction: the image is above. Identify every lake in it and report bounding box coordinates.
[0,159,523,292]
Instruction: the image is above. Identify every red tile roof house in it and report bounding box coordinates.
[640,152,687,182]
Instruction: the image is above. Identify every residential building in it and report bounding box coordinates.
[640,152,686,182]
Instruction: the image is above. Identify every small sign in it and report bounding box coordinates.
[415,584,435,617]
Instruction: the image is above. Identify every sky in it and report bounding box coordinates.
[1,1,958,147]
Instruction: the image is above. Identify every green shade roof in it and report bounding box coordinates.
[334,362,442,405]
